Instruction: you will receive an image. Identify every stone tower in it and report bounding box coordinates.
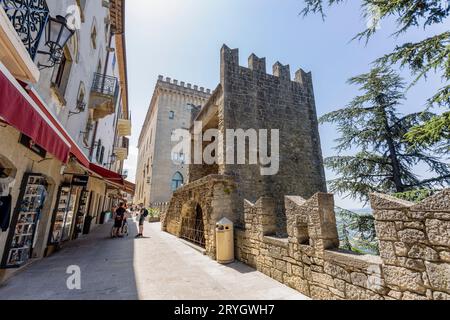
[188,45,327,234]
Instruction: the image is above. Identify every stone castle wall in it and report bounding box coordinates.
[219,45,327,234]
[235,189,450,300]
[162,175,239,258]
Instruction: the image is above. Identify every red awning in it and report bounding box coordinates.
[0,62,126,190]
[0,63,70,163]
[23,86,90,168]
[89,163,124,186]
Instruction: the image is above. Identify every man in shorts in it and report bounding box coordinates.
[113,202,126,237]
[135,204,148,238]
[121,203,130,236]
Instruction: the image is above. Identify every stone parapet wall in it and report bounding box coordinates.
[235,190,450,300]
[371,190,450,300]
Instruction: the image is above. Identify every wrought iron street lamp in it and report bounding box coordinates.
[38,15,75,69]
[68,98,87,117]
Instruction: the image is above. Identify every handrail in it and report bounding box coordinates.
[91,72,118,97]
[1,0,50,60]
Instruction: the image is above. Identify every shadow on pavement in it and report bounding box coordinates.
[0,219,139,300]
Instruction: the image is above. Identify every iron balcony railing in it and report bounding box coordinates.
[91,73,118,97]
[1,0,49,60]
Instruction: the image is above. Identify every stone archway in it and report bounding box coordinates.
[163,175,238,257]
[179,201,206,248]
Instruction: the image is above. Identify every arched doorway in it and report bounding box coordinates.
[180,203,205,248]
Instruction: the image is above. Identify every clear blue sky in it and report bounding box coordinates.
[123,0,448,209]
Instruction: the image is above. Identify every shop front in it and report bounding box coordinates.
[45,155,99,255]
[47,173,91,253]
[84,175,107,231]
[0,61,70,281]
[45,160,125,255]
[1,173,48,268]
[1,60,128,272]
[104,190,118,224]
[0,128,64,276]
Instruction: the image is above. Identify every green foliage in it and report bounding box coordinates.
[405,111,450,152]
[148,208,160,218]
[302,0,449,35]
[301,0,450,148]
[335,207,379,255]
[300,0,344,17]
[320,67,450,202]
[394,188,435,203]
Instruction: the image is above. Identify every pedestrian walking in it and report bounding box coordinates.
[112,202,126,237]
[121,203,130,236]
[135,203,148,238]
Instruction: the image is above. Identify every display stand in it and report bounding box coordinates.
[1,173,47,268]
[48,185,71,245]
[73,189,89,239]
[48,184,78,247]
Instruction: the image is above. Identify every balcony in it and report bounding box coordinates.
[0,0,47,83]
[114,136,129,161]
[117,113,131,137]
[89,72,118,121]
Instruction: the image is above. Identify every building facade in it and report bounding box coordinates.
[135,76,210,207]
[0,0,131,283]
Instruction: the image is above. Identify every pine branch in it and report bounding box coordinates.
[408,174,450,188]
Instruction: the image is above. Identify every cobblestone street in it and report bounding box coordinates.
[0,219,308,300]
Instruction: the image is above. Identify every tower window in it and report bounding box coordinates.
[169,111,175,119]
[171,172,183,191]
[91,24,97,49]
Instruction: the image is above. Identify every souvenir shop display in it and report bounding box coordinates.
[49,186,71,244]
[49,185,78,244]
[1,173,47,268]
[61,187,78,241]
[73,189,89,239]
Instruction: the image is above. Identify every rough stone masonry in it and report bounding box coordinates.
[184,45,327,236]
[161,45,450,300]
[234,189,450,300]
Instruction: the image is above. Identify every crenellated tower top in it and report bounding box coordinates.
[157,75,212,95]
[220,44,313,87]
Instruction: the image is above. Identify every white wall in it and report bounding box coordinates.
[32,0,118,164]
[93,35,123,169]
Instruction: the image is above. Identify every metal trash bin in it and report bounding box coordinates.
[215,217,234,264]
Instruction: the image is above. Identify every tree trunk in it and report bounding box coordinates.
[381,109,405,192]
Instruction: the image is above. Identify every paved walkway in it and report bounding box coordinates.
[0,219,308,300]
